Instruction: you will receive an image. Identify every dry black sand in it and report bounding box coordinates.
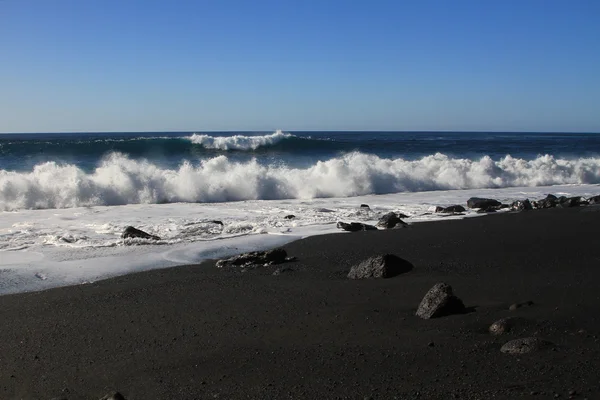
[1,207,600,399]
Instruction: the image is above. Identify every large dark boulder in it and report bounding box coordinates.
[437,205,466,213]
[466,197,501,210]
[336,221,378,232]
[376,212,407,229]
[416,283,466,319]
[122,226,160,240]
[347,254,413,279]
[510,199,532,211]
[216,248,288,269]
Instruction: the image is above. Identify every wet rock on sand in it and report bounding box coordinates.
[534,194,558,209]
[416,283,466,319]
[347,254,413,279]
[511,199,533,211]
[500,337,554,354]
[336,221,378,232]
[466,197,501,210]
[216,248,289,269]
[436,205,466,213]
[588,195,600,204]
[376,212,408,229]
[121,226,160,240]
[558,196,587,208]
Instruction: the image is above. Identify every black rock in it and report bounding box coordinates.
[121,226,160,240]
[466,197,502,210]
[535,194,558,209]
[210,220,224,225]
[360,204,370,209]
[347,254,413,279]
[500,337,554,354]
[511,199,533,211]
[437,205,466,213]
[416,283,466,319]
[284,214,296,219]
[588,195,600,204]
[558,196,587,208]
[216,248,288,269]
[397,212,410,218]
[376,212,407,229]
[489,317,519,335]
[336,221,378,232]
[99,392,126,400]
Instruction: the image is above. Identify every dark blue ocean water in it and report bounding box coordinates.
[1,131,599,172]
[2,130,600,211]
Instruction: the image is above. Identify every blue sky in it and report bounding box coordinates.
[1,0,599,133]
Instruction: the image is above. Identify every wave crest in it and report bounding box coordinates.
[1,152,600,211]
[186,130,293,150]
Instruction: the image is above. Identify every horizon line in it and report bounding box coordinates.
[1,129,599,135]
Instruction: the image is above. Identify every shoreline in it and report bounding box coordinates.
[1,207,600,399]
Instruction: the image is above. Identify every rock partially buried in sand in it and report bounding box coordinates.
[500,337,554,354]
[99,392,127,400]
[121,226,160,240]
[216,248,289,269]
[347,254,413,279]
[336,221,378,232]
[376,212,408,229]
[509,300,534,311]
[489,317,518,335]
[416,283,466,319]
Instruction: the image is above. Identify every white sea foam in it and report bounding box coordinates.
[1,184,599,295]
[2,152,600,211]
[186,129,293,150]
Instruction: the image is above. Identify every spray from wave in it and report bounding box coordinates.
[1,152,600,211]
[186,130,293,150]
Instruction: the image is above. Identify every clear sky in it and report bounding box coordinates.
[1,0,599,133]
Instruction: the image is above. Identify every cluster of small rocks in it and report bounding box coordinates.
[431,193,600,215]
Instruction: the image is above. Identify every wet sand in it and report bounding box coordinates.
[1,207,599,399]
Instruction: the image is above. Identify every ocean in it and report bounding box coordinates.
[1,130,600,294]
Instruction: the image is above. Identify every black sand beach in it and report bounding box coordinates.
[1,207,600,399]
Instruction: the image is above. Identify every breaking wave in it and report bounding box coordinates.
[2,152,600,211]
[186,130,294,150]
